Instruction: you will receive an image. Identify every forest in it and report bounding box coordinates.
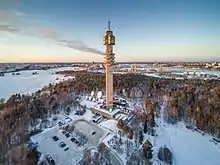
[57,71,220,136]
[0,71,220,164]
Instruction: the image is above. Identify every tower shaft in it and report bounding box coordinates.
[104,21,115,110]
[106,45,114,108]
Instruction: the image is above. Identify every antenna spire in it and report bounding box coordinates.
[108,21,111,31]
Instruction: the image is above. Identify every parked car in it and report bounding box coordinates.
[64,147,69,151]
[75,141,81,146]
[71,137,76,142]
[52,136,59,141]
[59,142,66,148]
[46,155,55,165]
[52,116,58,121]
[58,121,65,126]
[65,133,70,138]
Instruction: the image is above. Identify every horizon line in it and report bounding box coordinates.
[0,60,219,64]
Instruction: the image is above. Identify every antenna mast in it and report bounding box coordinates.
[108,21,111,31]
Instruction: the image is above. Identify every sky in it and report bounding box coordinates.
[0,0,220,63]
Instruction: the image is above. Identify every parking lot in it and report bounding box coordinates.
[40,114,72,129]
[32,119,106,165]
[72,119,106,146]
[32,127,83,165]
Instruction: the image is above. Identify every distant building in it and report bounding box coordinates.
[157,68,171,73]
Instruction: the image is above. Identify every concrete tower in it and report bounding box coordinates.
[104,21,115,109]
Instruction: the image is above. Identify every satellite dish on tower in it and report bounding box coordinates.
[91,91,94,97]
[97,91,102,99]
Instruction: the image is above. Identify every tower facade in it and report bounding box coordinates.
[104,21,115,109]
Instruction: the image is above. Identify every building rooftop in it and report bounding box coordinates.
[81,99,121,116]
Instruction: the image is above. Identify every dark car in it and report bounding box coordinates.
[52,136,59,141]
[62,130,66,134]
[71,137,76,142]
[46,155,55,165]
[52,116,58,121]
[75,141,81,146]
[58,121,64,126]
[64,147,69,151]
[65,133,70,138]
[59,142,66,148]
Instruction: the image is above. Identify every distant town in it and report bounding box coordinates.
[0,61,220,80]
[0,61,220,74]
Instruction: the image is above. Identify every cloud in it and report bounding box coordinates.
[0,0,23,22]
[0,23,104,55]
[0,1,105,56]
[0,9,13,23]
[0,25,20,33]
[37,28,59,39]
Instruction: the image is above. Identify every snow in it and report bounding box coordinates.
[115,114,127,121]
[99,119,118,133]
[155,123,220,165]
[151,101,220,165]
[68,108,93,122]
[0,67,73,100]
[81,99,121,117]
[27,93,220,165]
[31,110,98,165]
[80,99,97,109]
[100,97,220,165]
[32,127,83,165]
[6,66,218,165]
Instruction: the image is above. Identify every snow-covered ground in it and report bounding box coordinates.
[0,67,73,100]
[165,124,219,165]
[99,119,118,133]
[97,98,220,165]
[153,121,220,165]
[152,100,220,165]
[8,67,218,165]
[31,108,114,165]
[32,127,83,165]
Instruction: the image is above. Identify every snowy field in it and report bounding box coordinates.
[153,122,220,165]
[0,67,73,100]
[152,102,220,165]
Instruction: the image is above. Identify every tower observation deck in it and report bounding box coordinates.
[103,21,115,109]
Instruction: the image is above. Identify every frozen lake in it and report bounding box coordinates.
[0,67,73,100]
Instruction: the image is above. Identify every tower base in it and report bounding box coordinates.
[106,104,113,112]
[106,104,113,110]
